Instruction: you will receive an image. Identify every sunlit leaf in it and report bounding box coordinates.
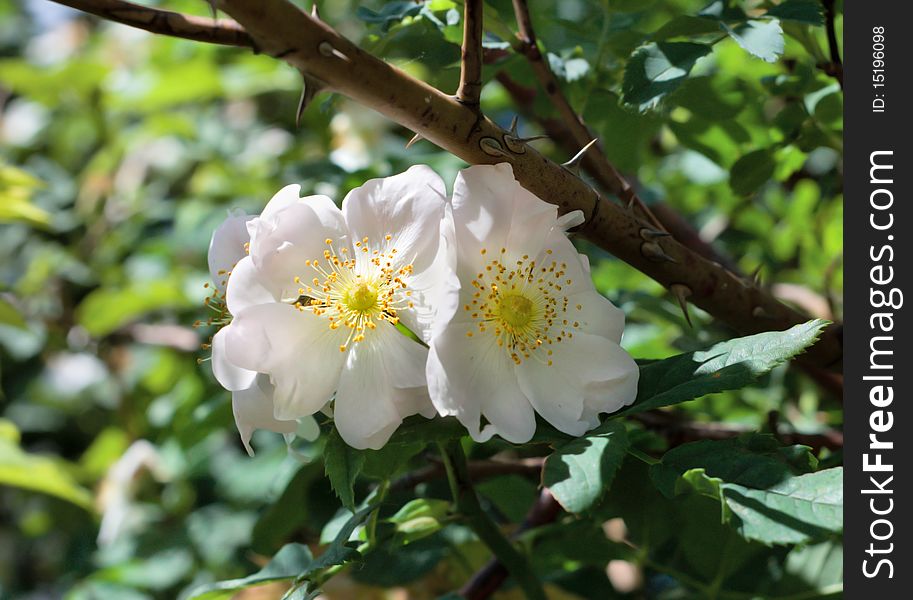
[622,42,713,109]
[543,421,629,513]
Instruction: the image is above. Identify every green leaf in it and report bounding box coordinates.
[324,428,365,511]
[723,19,785,63]
[76,280,192,337]
[766,0,825,25]
[622,42,713,109]
[724,468,843,545]
[351,534,448,587]
[0,297,27,330]
[547,54,590,82]
[650,434,817,498]
[387,498,451,544]
[361,441,424,480]
[0,163,50,228]
[543,421,629,513]
[0,435,94,511]
[252,462,336,555]
[730,148,777,195]
[384,415,465,447]
[188,506,373,600]
[356,2,422,31]
[652,436,842,545]
[615,319,828,417]
[652,16,722,41]
[184,544,314,600]
[306,503,372,574]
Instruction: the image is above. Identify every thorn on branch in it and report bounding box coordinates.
[561,138,598,174]
[502,118,548,153]
[750,265,763,286]
[318,41,348,61]
[641,241,677,264]
[296,72,325,127]
[405,132,424,149]
[311,1,320,20]
[639,227,671,241]
[669,283,693,328]
[479,137,512,160]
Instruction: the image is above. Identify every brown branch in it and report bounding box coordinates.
[509,0,665,233]
[632,411,844,453]
[390,458,543,492]
[821,0,844,90]
[461,490,562,600]
[457,0,484,107]
[495,70,740,274]
[52,0,254,47]
[59,0,843,370]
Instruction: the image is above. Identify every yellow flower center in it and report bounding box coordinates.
[464,247,582,366]
[293,236,414,352]
[498,292,535,328]
[345,281,378,312]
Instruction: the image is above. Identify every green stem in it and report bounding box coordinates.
[437,440,546,600]
[627,447,660,466]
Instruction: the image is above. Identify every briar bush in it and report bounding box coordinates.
[0,1,843,599]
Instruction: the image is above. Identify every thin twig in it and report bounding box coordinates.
[389,458,543,491]
[438,441,547,600]
[51,0,254,48]
[54,0,844,370]
[461,490,562,600]
[509,0,666,232]
[457,0,484,107]
[821,0,843,90]
[494,69,739,273]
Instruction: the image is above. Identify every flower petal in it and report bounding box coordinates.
[258,184,302,223]
[342,165,447,274]
[568,290,626,344]
[427,324,535,443]
[396,206,457,343]
[225,255,279,315]
[232,374,298,456]
[516,333,635,436]
[452,163,558,265]
[208,211,253,292]
[225,303,346,420]
[583,369,639,421]
[247,197,348,301]
[333,337,402,450]
[211,326,257,391]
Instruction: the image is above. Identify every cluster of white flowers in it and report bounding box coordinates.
[207,164,638,452]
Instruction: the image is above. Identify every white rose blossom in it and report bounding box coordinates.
[210,166,449,450]
[426,164,639,443]
[207,211,304,455]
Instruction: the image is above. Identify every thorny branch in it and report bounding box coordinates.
[52,0,253,47]
[457,0,484,107]
[50,0,843,372]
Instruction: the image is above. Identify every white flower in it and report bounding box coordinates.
[208,210,303,455]
[426,164,639,443]
[215,166,449,449]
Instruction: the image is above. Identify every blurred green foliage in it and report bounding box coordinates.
[1,0,842,598]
